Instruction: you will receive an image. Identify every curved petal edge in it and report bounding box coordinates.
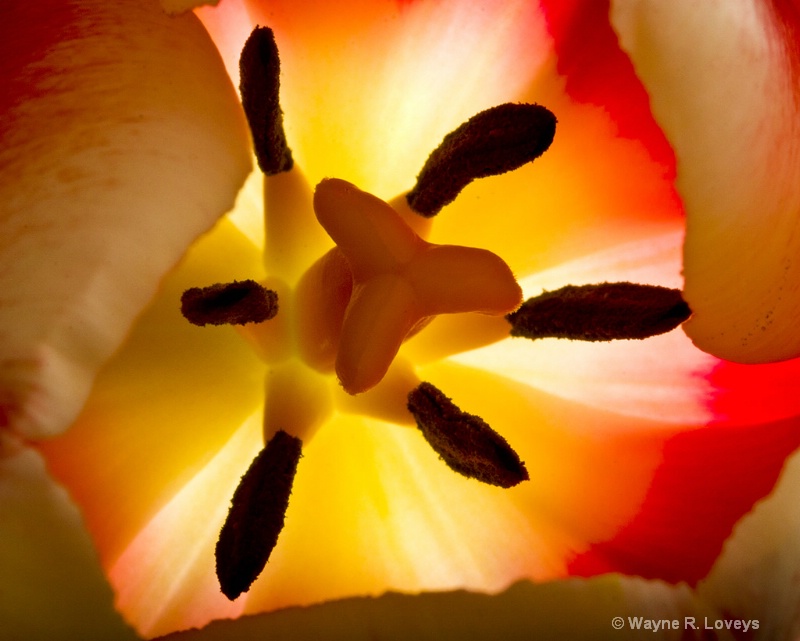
[611,0,800,363]
[0,0,252,438]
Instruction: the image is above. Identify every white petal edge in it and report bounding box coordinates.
[611,0,800,363]
[698,446,800,641]
[0,0,251,438]
[0,432,140,641]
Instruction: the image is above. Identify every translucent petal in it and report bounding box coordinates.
[109,412,263,637]
[0,432,139,640]
[427,0,683,280]
[241,413,565,614]
[611,0,800,362]
[445,231,716,425]
[0,0,251,437]
[241,0,551,199]
[569,417,800,585]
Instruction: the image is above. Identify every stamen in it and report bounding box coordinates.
[181,280,278,326]
[407,382,528,488]
[239,26,293,175]
[406,103,556,217]
[506,282,692,341]
[216,430,302,601]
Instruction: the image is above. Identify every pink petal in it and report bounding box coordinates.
[0,0,251,438]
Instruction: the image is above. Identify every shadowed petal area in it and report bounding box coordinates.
[156,575,724,641]
[0,432,139,641]
[611,0,800,362]
[0,0,251,438]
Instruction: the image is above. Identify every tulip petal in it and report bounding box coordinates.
[108,411,263,637]
[446,230,716,425]
[427,0,682,280]
[705,357,800,426]
[38,220,265,568]
[698,447,800,640]
[0,432,139,640]
[611,0,800,362]
[155,575,724,641]
[240,0,551,199]
[439,230,800,585]
[0,0,251,438]
[161,0,219,16]
[568,418,800,585]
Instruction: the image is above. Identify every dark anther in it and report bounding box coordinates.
[181,279,278,326]
[216,430,302,601]
[506,282,692,342]
[239,26,293,175]
[407,382,528,488]
[406,103,556,217]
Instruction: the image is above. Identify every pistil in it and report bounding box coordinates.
[312,178,522,394]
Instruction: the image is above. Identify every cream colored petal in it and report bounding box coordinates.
[0,0,251,438]
[698,446,800,641]
[611,0,800,362]
[158,575,722,641]
[0,432,139,641]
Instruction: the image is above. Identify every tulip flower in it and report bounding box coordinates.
[3,0,800,639]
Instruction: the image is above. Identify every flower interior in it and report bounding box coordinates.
[178,26,693,602]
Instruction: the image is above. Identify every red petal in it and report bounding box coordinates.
[538,0,677,178]
[568,418,800,584]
